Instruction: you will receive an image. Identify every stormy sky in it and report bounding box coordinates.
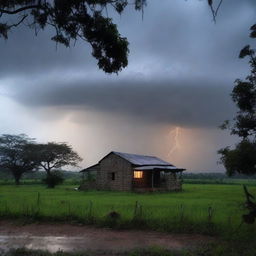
[0,0,255,171]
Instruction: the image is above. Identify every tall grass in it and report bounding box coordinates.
[5,244,256,256]
[0,184,255,237]
[184,178,256,186]
[0,178,81,186]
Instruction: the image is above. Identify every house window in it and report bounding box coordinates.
[134,171,143,179]
[111,172,115,180]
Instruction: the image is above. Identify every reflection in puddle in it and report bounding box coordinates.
[0,235,89,253]
[0,230,206,253]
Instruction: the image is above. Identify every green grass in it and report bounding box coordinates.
[5,244,256,256]
[184,178,256,185]
[2,177,256,186]
[0,178,80,185]
[1,183,256,255]
[0,184,255,236]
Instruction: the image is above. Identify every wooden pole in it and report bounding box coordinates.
[151,170,154,188]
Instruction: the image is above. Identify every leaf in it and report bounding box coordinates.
[208,0,213,6]
[250,24,256,31]
[219,120,230,130]
[250,30,256,39]
[135,0,146,10]
[51,34,69,47]
[239,45,251,58]
[0,23,9,39]
[115,2,127,14]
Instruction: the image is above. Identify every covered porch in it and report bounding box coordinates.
[132,166,185,192]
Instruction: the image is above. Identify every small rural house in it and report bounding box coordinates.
[81,151,185,192]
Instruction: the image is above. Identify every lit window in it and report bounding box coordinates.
[134,171,143,179]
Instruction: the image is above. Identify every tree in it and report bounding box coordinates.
[33,142,82,175]
[243,185,256,224]
[218,140,256,176]
[0,0,146,74]
[218,24,256,176]
[0,0,224,74]
[42,170,64,188]
[0,134,39,185]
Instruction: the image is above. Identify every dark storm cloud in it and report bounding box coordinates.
[1,0,256,171]
[0,25,95,77]
[0,0,255,79]
[13,77,235,128]
[0,0,255,128]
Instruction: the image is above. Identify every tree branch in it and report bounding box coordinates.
[215,0,224,16]
[8,15,28,28]
[0,5,41,15]
[208,0,224,23]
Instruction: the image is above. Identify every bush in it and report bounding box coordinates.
[42,171,64,188]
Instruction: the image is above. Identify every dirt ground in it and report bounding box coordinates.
[0,221,214,253]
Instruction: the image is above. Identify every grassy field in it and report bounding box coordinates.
[183,178,256,185]
[0,183,255,237]
[5,246,256,256]
[1,177,255,186]
[0,178,81,186]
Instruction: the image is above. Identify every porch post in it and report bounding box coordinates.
[151,170,154,188]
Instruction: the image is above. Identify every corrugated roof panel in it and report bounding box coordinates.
[113,151,173,166]
[134,165,185,171]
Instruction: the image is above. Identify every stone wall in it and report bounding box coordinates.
[164,172,182,191]
[97,153,132,191]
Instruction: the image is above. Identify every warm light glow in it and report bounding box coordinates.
[134,171,143,178]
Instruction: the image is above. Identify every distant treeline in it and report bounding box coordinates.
[183,172,256,179]
[1,169,256,186]
[0,169,81,180]
[182,172,256,186]
[1,170,256,180]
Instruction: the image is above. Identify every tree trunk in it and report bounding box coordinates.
[43,163,51,175]
[12,170,22,185]
[14,176,20,185]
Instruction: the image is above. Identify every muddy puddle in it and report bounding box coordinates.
[0,222,214,253]
[0,235,108,253]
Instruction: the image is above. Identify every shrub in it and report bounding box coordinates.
[42,171,64,188]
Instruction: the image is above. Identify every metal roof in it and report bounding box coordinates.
[134,165,185,171]
[112,151,173,166]
[82,152,185,171]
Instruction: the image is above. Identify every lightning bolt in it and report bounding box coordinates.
[167,127,181,157]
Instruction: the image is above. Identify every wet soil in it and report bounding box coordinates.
[0,221,214,253]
